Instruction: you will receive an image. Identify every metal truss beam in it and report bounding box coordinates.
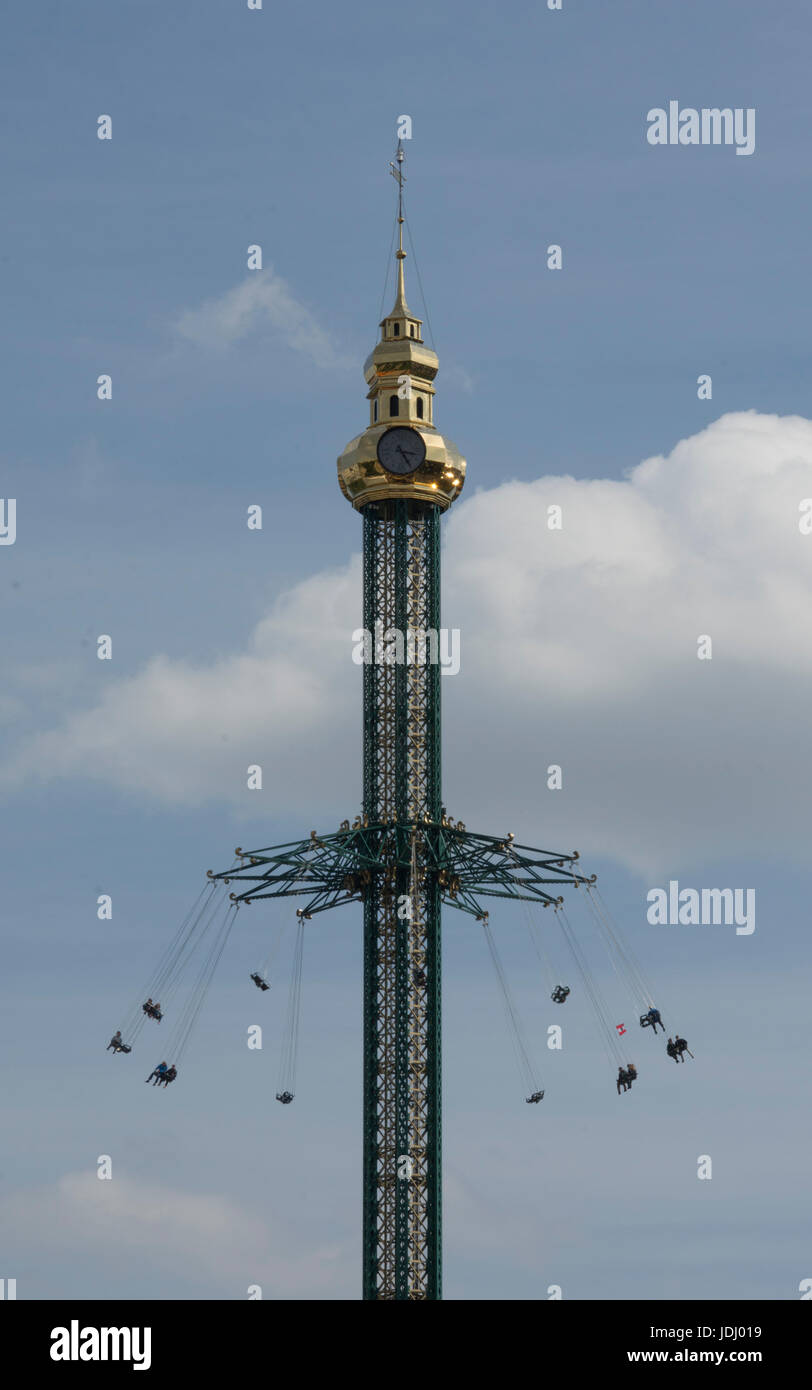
[212,823,591,922]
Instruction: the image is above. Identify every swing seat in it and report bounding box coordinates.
[525,1091,545,1104]
[639,1013,653,1028]
[250,973,270,991]
[551,986,570,1003]
[275,1091,294,1105]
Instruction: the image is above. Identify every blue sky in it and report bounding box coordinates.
[1,0,811,1300]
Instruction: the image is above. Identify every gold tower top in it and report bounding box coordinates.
[337,143,467,511]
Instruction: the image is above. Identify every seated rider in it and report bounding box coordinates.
[158,1065,177,1086]
[646,1007,664,1034]
[666,1037,679,1062]
[674,1034,691,1060]
[617,1066,629,1094]
[146,1061,168,1084]
[626,1063,638,1085]
[107,1030,123,1052]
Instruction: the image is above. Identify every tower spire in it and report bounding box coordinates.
[388,139,409,314]
[337,140,466,512]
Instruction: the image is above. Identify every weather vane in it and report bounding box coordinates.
[389,140,406,221]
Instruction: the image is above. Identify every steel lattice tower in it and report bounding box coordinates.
[212,144,591,1299]
[361,500,443,1298]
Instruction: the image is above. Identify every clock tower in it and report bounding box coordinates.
[337,147,466,510]
[212,141,592,1300]
[337,142,465,1299]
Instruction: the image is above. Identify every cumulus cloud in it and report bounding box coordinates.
[174,268,346,370]
[3,411,811,874]
[442,410,812,872]
[2,561,360,811]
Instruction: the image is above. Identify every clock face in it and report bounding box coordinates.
[376,426,427,476]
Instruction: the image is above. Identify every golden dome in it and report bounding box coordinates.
[338,424,466,510]
[337,151,466,512]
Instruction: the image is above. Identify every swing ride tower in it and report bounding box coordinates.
[210,143,593,1299]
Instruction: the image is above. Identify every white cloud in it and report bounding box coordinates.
[4,411,811,874]
[2,561,360,810]
[0,1172,345,1297]
[174,268,346,370]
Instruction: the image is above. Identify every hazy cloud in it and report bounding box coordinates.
[174,268,346,370]
[0,1172,346,1297]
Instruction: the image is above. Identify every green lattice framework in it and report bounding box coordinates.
[212,498,590,1300]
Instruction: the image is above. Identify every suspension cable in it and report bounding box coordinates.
[118,879,223,1045]
[163,899,239,1068]
[522,899,556,996]
[377,216,398,325]
[278,917,306,1097]
[481,917,543,1098]
[255,916,292,984]
[404,215,436,351]
[585,882,657,1010]
[555,904,626,1072]
[255,856,309,982]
